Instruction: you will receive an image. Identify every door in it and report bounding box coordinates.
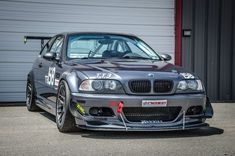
[34,37,55,100]
[41,36,64,106]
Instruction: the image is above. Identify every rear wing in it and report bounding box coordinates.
[24,36,52,49]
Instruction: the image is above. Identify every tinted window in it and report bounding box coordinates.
[67,39,108,58]
[66,35,161,60]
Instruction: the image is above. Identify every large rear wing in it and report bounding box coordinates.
[24,36,52,49]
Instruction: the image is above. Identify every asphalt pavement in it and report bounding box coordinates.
[0,103,234,156]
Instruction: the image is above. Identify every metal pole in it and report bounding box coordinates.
[119,113,127,131]
[183,111,185,130]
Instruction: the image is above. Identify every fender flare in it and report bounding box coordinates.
[58,70,85,118]
[59,71,81,93]
[27,70,34,82]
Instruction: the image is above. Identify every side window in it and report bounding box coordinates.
[113,41,127,53]
[117,42,125,52]
[40,44,49,56]
[40,37,55,56]
[50,36,64,54]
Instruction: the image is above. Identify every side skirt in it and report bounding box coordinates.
[36,96,56,116]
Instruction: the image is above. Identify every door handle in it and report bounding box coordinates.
[38,62,42,68]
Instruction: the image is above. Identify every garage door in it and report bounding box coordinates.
[0,0,175,102]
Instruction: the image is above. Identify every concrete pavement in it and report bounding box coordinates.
[0,103,234,156]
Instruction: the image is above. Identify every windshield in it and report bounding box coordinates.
[67,34,161,60]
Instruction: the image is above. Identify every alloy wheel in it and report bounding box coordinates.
[26,82,32,107]
[56,84,66,125]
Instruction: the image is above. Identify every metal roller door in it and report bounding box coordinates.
[181,0,235,101]
[0,0,175,102]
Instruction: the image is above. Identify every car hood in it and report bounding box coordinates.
[67,59,194,80]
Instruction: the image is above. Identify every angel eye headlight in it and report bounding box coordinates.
[177,80,188,90]
[187,80,198,90]
[79,79,124,93]
[104,80,118,90]
[91,80,103,90]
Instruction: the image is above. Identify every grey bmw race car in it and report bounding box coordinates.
[25,32,213,132]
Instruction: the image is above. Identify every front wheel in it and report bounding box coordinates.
[56,80,77,132]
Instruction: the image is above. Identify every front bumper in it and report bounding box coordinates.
[69,93,213,131]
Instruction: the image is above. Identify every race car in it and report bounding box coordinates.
[25,32,213,132]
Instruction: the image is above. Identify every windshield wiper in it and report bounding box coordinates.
[80,57,106,60]
[122,55,153,60]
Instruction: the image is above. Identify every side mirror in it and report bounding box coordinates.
[43,52,56,60]
[43,52,60,62]
[161,54,172,61]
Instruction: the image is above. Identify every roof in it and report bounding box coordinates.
[59,32,137,37]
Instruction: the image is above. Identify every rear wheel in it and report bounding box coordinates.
[26,80,40,111]
[56,80,77,132]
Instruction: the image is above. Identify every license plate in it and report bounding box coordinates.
[142,100,167,107]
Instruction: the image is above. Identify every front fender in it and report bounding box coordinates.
[59,70,87,119]
[59,70,87,93]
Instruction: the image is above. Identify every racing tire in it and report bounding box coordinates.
[56,80,78,133]
[26,80,41,111]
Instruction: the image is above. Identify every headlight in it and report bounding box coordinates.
[177,81,188,90]
[187,80,198,90]
[91,80,103,90]
[79,79,124,93]
[104,80,118,90]
[176,80,204,93]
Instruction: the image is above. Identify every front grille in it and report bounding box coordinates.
[129,80,151,93]
[123,107,181,122]
[154,80,173,93]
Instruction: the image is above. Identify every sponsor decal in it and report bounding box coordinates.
[54,79,59,86]
[45,67,56,86]
[96,73,112,79]
[142,100,167,107]
[141,120,163,124]
[180,72,195,79]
